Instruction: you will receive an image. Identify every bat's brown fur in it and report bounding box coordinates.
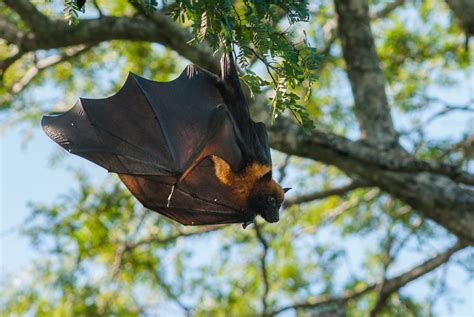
[211,155,284,205]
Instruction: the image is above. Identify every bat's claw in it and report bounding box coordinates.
[242,219,254,229]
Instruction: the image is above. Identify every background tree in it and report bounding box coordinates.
[1,0,473,316]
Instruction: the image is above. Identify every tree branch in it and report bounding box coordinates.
[284,180,369,207]
[3,0,50,32]
[369,222,397,316]
[124,225,225,250]
[111,224,224,295]
[371,0,406,19]
[0,45,93,108]
[255,223,271,317]
[14,15,218,74]
[321,0,405,59]
[0,49,26,78]
[269,118,474,243]
[92,0,105,17]
[147,262,192,314]
[0,16,25,45]
[400,96,474,137]
[335,0,398,146]
[320,17,338,57]
[270,240,466,315]
[270,118,474,184]
[369,240,466,316]
[276,155,291,184]
[2,1,219,74]
[445,0,474,36]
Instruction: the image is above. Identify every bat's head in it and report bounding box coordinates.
[249,171,287,223]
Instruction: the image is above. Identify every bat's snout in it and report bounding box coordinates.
[266,215,279,223]
[261,210,280,223]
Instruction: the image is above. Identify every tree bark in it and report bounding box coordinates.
[445,0,474,36]
[335,0,398,147]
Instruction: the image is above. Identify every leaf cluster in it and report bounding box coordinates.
[171,0,320,130]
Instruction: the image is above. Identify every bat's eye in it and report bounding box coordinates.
[267,196,276,205]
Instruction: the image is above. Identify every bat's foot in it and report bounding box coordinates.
[242,219,254,229]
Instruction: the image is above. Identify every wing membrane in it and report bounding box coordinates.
[42,65,242,176]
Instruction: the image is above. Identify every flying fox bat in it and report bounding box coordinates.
[42,53,288,228]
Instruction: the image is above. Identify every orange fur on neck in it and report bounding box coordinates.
[211,155,283,205]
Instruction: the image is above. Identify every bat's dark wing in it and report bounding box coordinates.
[254,122,271,164]
[42,65,250,225]
[41,65,243,176]
[219,53,272,166]
[118,157,254,225]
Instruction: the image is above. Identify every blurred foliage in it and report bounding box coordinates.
[1,0,473,316]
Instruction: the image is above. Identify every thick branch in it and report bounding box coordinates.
[0,16,25,45]
[1,9,218,74]
[271,241,466,315]
[445,0,474,36]
[270,118,474,185]
[269,118,474,243]
[3,0,50,31]
[335,0,397,146]
[46,16,215,70]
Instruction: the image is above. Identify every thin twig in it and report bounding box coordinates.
[277,155,292,184]
[369,221,397,316]
[0,49,26,77]
[371,0,406,19]
[92,0,105,17]
[401,103,474,136]
[321,17,338,57]
[112,211,149,278]
[255,223,271,317]
[248,46,279,98]
[126,225,225,249]
[0,45,94,108]
[294,188,381,237]
[284,180,370,208]
[270,240,466,315]
[148,262,192,314]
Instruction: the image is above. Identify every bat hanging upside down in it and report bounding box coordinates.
[42,53,289,228]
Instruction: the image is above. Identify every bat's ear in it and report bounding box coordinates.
[260,170,272,183]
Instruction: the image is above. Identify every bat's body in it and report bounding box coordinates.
[42,54,286,227]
